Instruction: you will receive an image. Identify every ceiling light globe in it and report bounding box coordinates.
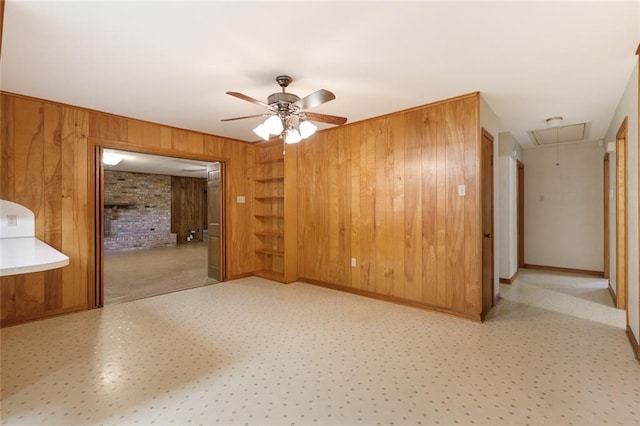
[252,123,271,141]
[265,115,284,135]
[285,128,302,144]
[299,120,317,138]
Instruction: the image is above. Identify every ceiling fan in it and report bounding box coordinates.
[222,75,348,144]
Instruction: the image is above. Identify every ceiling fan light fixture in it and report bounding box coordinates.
[252,123,271,141]
[285,128,302,144]
[299,120,317,138]
[265,115,284,135]
[546,116,564,128]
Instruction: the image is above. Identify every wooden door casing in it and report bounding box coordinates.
[481,129,494,318]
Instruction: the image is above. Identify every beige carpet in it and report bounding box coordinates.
[104,242,215,304]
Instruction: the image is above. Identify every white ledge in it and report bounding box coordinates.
[0,237,70,277]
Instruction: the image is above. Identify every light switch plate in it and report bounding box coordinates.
[237,196,246,204]
[7,215,17,227]
[458,185,466,196]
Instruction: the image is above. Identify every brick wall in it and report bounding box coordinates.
[104,170,176,252]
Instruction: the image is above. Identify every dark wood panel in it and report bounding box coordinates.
[171,176,207,243]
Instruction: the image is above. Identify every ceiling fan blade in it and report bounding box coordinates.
[304,111,348,126]
[226,91,269,108]
[293,89,336,110]
[221,114,267,122]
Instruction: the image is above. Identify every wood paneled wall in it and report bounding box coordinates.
[296,93,482,319]
[1,96,90,323]
[1,92,255,325]
[171,176,207,243]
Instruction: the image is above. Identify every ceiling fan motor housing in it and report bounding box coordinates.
[267,92,300,107]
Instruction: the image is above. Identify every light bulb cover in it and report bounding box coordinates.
[299,120,317,138]
[103,153,123,166]
[285,128,302,144]
[264,115,284,135]
[546,116,563,128]
[253,123,270,141]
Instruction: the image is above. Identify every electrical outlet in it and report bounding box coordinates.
[458,185,466,196]
[237,196,246,204]
[7,215,17,227]
[351,258,357,267]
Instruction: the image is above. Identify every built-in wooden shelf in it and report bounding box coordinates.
[255,214,284,219]
[255,248,285,256]
[255,196,284,201]
[255,231,284,237]
[255,177,285,183]
[255,158,284,165]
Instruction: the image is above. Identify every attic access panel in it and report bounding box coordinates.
[528,122,591,145]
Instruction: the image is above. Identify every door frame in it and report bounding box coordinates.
[603,153,610,280]
[615,118,628,311]
[481,128,495,316]
[89,139,228,307]
[517,160,525,269]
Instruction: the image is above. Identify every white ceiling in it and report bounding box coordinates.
[1,1,638,148]
[103,148,211,178]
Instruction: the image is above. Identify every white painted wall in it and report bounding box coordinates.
[480,96,500,299]
[523,140,604,271]
[604,62,639,343]
[498,132,523,280]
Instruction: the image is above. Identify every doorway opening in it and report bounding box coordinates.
[93,147,225,306]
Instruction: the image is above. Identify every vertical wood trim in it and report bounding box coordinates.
[603,154,610,279]
[284,143,298,283]
[636,47,640,349]
[91,144,103,307]
[615,117,628,310]
[481,128,495,317]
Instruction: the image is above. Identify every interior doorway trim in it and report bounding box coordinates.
[89,139,229,307]
[603,153,610,280]
[517,160,524,270]
[481,128,495,317]
[615,117,628,311]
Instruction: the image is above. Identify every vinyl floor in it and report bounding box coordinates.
[1,270,638,425]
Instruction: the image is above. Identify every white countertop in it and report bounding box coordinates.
[0,237,70,276]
